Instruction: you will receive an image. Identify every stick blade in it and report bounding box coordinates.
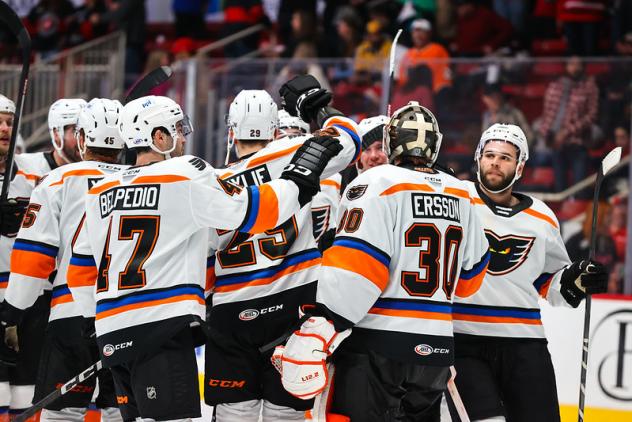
[601,146,622,176]
[124,66,173,104]
[388,29,403,77]
[0,1,30,45]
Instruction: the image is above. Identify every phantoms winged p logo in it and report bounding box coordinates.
[484,230,535,275]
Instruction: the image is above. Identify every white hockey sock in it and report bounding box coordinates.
[9,385,34,411]
[100,406,124,422]
[474,417,506,422]
[41,408,86,422]
[214,400,262,422]
[261,401,306,421]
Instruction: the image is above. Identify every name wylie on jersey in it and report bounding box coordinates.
[99,184,160,217]
[411,193,461,223]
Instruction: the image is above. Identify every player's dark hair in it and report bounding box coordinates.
[85,146,121,163]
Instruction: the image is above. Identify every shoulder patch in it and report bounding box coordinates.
[217,177,243,196]
[189,157,207,171]
[313,127,340,138]
[346,184,367,201]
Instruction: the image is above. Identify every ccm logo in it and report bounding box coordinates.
[117,396,129,404]
[414,344,450,356]
[103,341,133,357]
[239,305,283,321]
[208,379,246,388]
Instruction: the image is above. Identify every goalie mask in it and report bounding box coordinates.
[385,101,443,166]
[475,123,529,193]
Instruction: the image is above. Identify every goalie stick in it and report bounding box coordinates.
[123,65,173,104]
[577,147,622,422]
[0,0,32,202]
[14,360,103,422]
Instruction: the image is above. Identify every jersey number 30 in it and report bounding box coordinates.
[97,216,160,292]
[402,223,463,300]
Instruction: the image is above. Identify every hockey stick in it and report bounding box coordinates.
[385,28,402,119]
[0,0,31,203]
[259,313,310,353]
[447,366,470,422]
[14,360,103,422]
[577,146,622,422]
[123,65,173,104]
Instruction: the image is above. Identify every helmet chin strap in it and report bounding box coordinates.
[225,129,235,166]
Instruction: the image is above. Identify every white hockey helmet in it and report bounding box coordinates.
[385,101,443,166]
[227,90,278,141]
[76,98,125,158]
[0,94,15,115]
[475,123,529,193]
[48,98,87,152]
[358,115,389,149]
[278,109,309,138]
[119,95,193,157]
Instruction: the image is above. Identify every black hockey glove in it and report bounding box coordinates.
[281,136,343,207]
[279,75,332,124]
[0,198,26,237]
[0,302,17,366]
[560,260,608,308]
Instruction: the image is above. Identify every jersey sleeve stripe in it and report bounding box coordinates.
[380,183,434,196]
[50,169,104,186]
[532,272,555,298]
[332,237,390,267]
[51,285,74,307]
[325,118,361,161]
[323,245,389,291]
[89,180,121,195]
[522,208,558,229]
[0,272,8,289]
[455,251,490,298]
[206,256,216,293]
[12,239,59,257]
[68,254,98,288]
[132,175,191,184]
[246,184,279,234]
[451,314,542,325]
[95,285,204,320]
[247,144,301,169]
[239,185,259,233]
[11,249,56,279]
[214,250,321,292]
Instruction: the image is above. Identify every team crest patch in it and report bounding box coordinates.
[346,184,367,201]
[217,177,243,196]
[484,230,535,275]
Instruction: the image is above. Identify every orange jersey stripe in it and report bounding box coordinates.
[213,258,321,293]
[539,278,553,298]
[67,265,98,288]
[89,180,120,195]
[455,261,488,298]
[249,184,279,233]
[443,187,470,200]
[323,246,389,291]
[206,267,216,292]
[50,169,104,186]
[368,307,453,321]
[452,313,543,325]
[248,144,301,169]
[51,294,74,307]
[132,175,190,184]
[95,294,205,320]
[522,208,558,229]
[380,183,434,196]
[325,117,357,136]
[320,179,341,190]
[0,281,8,289]
[472,197,485,205]
[11,250,56,279]
[16,170,40,182]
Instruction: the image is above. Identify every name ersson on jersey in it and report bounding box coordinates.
[411,193,461,222]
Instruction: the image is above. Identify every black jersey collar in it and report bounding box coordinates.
[475,182,532,217]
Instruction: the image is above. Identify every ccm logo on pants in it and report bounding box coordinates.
[208,379,246,388]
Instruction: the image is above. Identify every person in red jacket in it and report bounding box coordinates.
[557,0,607,56]
[453,0,513,56]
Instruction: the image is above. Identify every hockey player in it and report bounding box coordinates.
[206,78,360,421]
[0,95,86,419]
[67,94,343,421]
[274,101,490,422]
[278,109,310,139]
[357,115,389,172]
[2,98,125,422]
[450,123,608,422]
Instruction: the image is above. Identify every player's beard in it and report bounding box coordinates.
[63,142,81,163]
[481,168,515,192]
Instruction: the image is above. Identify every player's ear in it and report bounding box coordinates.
[516,161,525,178]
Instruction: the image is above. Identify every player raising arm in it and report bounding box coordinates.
[274,102,490,422]
[67,95,343,422]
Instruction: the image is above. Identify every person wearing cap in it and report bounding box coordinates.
[357,115,389,172]
[481,83,533,144]
[354,20,392,76]
[399,19,451,94]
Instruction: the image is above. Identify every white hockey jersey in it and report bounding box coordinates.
[211,117,360,306]
[0,152,55,301]
[312,174,341,242]
[68,155,306,364]
[317,164,490,365]
[6,161,127,324]
[452,181,572,339]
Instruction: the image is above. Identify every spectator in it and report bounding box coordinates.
[333,69,382,121]
[481,83,533,143]
[172,0,207,39]
[270,44,331,101]
[391,64,434,111]
[493,0,528,47]
[539,56,599,192]
[453,0,513,56]
[399,19,451,95]
[557,0,606,56]
[221,0,266,57]
[67,0,108,47]
[354,20,392,76]
[284,9,318,57]
[27,0,76,58]
[435,0,456,41]
[333,7,363,58]
[171,36,196,61]
[613,125,631,156]
[609,197,628,262]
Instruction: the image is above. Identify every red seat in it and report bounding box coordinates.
[532,62,565,76]
[557,199,590,221]
[531,39,567,56]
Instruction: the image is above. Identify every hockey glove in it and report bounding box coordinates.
[281,136,343,207]
[271,316,351,400]
[560,260,608,308]
[279,75,332,124]
[0,198,26,237]
[0,321,17,366]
